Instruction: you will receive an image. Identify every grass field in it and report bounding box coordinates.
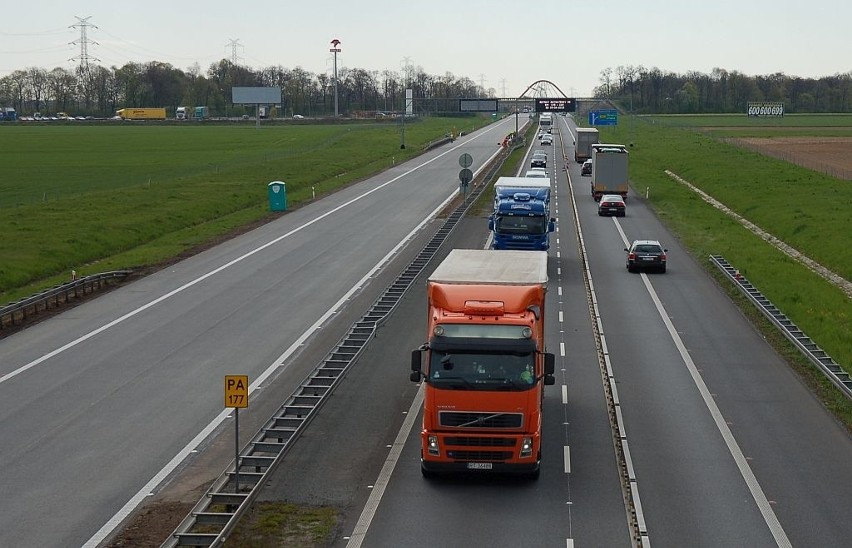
[645,113,852,138]
[0,117,490,301]
[597,114,851,383]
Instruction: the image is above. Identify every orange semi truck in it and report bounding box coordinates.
[410,249,555,478]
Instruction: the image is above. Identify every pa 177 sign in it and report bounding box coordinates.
[225,375,249,408]
[747,102,784,117]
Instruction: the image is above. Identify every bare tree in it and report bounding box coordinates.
[26,67,49,113]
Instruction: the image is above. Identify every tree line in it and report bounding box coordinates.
[0,59,488,118]
[596,65,852,113]
[3,58,851,117]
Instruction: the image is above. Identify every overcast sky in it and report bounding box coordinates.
[2,0,850,97]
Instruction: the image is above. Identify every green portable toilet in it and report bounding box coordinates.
[268,181,287,211]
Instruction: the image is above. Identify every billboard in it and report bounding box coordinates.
[747,102,784,117]
[534,98,576,112]
[232,87,282,104]
[459,98,498,112]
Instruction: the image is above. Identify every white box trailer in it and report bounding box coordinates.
[591,144,629,201]
[574,127,599,163]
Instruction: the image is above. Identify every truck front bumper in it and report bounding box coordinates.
[421,457,540,475]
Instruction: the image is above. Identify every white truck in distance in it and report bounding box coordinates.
[574,127,599,163]
[591,144,629,201]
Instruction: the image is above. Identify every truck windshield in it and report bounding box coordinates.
[494,215,547,235]
[428,350,535,391]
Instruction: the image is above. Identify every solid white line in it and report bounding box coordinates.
[566,540,574,548]
[640,276,792,547]
[564,445,571,474]
[84,134,506,546]
[562,384,568,405]
[4,132,501,388]
[5,130,506,384]
[346,384,425,547]
[84,190,459,548]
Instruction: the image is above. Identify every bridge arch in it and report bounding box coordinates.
[518,80,570,99]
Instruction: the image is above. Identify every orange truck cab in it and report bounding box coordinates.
[410,249,555,478]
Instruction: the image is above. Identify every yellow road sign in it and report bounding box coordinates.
[225,375,249,408]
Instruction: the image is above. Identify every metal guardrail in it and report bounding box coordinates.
[0,270,132,333]
[162,150,508,547]
[710,255,851,399]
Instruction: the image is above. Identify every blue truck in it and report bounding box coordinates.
[489,176,555,251]
[0,107,16,121]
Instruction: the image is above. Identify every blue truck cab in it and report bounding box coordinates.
[489,177,555,251]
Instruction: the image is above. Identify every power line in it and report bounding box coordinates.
[225,38,243,65]
[69,16,100,69]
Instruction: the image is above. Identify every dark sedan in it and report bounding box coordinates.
[598,194,625,217]
[625,239,668,273]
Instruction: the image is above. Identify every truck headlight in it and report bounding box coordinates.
[427,435,440,456]
[519,437,533,458]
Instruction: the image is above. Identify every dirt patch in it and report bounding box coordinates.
[105,502,194,547]
[727,136,852,180]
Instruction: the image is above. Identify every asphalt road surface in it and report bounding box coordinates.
[260,114,852,547]
[0,116,519,547]
[2,113,850,547]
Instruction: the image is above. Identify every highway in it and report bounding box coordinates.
[262,114,852,547]
[1,112,850,547]
[0,116,517,547]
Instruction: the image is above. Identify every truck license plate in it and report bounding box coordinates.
[467,462,493,470]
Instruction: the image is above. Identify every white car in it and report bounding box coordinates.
[541,135,553,146]
[525,169,548,178]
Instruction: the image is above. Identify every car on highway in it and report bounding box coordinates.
[625,239,668,273]
[541,135,553,146]
[581,159,593,176]
[598,194,625,217]
[525,168,548,178]
[531,152,547,169]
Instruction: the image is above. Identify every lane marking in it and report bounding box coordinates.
[346,383,425,548]
[83,131,508,546]
[559,311,564,323]
[5,128,504,387]
[641,275,792,547]
[562,384,568,405]
[613,187,789,543]
[564,446,571,474]
[560,342,566,357]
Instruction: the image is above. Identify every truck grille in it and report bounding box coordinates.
[439,411,523,428]
[446,450,514,460]
[445,437,516,447]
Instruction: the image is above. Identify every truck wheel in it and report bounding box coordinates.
[421,463,436,479]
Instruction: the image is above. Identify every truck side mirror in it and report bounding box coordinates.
[488,217,494,231]
[548,219,555,233]
[410,349,423,382]
[543,353,556,385]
